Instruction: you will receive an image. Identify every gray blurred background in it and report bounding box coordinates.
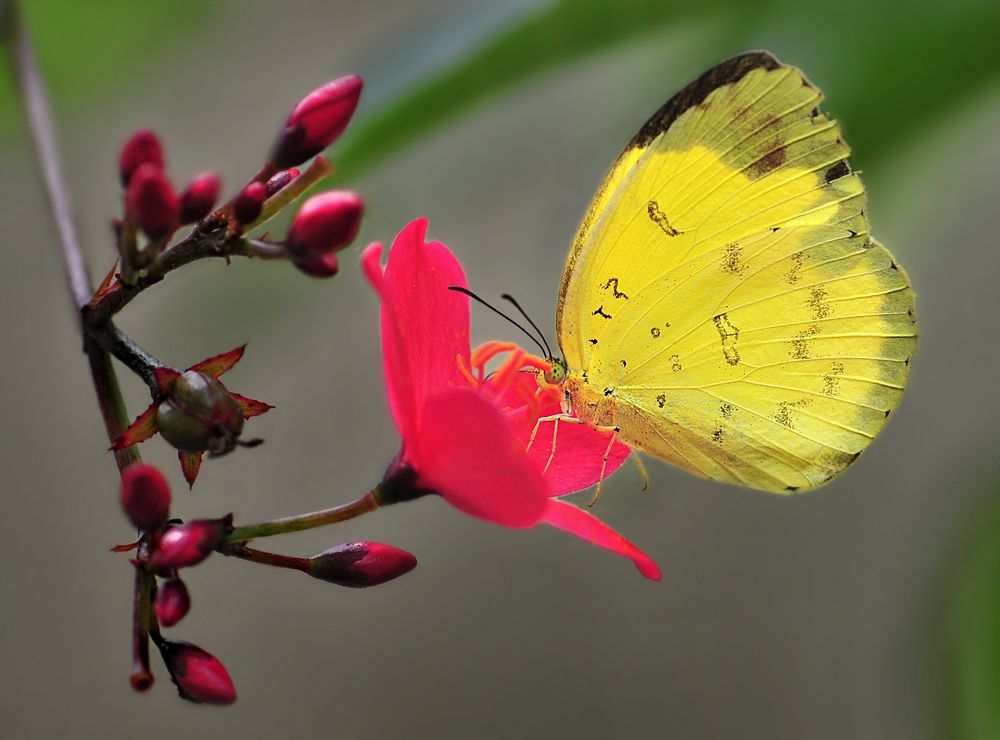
[1,1,998,738]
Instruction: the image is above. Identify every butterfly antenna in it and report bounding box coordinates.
[448,286,549,358]
[501,293,553,358]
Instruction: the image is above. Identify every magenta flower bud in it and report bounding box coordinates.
[119,129,164,186]
[120,463,171,531]
[287,190,363,257]
[270,75,362,168]
[179,171,222,224]
[155,577,191,627]
[264,168,299,197]
[126,163,179,239]
[307,541,417,587]
[148,520,221,571]
[157,639,237,705]
[233,181,266,225]
[294,252,340,279]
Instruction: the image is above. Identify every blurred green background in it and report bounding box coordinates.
[1,1,998,738]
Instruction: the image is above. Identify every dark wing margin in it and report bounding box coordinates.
[629,51,785,149]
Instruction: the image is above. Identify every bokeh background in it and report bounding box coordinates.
[1,1,998,738]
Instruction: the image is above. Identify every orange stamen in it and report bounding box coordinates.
[492,349,526,389]
[471,341,519,377]
[456,354,479,388]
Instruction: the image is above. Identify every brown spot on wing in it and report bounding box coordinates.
[825,160,850,182]
[647,200,682,237]
[790,325,820,360]
[747,144,788,179]
[601,277,629,300]
[713,313,740,365]
[785,252,804,285]
[822,361,845,396]
[808,285,832,319]
[721,242,747,276]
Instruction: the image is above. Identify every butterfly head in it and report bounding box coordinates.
[542,356,567,386]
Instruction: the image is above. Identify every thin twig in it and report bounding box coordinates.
[3,2,90,309]
[4,1,142,471]
[223,545,310,573]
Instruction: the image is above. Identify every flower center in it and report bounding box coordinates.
[456,341,562,420]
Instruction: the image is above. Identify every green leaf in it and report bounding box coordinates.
[334,0,755,180]
[950,482,1000,740]
[0,0,215,133]
[761,1,1000,168]
[333,0,1000,181]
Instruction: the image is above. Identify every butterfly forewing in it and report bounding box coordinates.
[557,51,915,492]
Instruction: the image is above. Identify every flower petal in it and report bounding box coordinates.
[495,372,631,496]
[542,499,661,580]
[362,241,417,445]
[418,388,547,528]
[362,219,471,452]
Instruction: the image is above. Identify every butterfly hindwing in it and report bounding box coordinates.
[557,52,915,492]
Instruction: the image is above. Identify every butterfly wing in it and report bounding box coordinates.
[557,52,915,492]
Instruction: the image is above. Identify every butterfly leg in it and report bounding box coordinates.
[631,451,649,492]
[542,416,560,475]
[588,426,621,508]
[527,413,590,476]
[526,413,566,453]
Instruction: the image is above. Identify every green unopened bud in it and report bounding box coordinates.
[155,370,244,455]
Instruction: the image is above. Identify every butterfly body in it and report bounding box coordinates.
[554,51,916,493]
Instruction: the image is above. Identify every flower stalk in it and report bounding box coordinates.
[223,491,380,544]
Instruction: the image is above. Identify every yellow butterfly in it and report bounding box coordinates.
[545,51,916,493]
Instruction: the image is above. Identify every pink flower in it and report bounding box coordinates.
[362,219,660,580]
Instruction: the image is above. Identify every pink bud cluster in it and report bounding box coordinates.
[119,461,223,579]
[113,74,364,280]
[104,72,385,707]
[119,131,221,242]
[119,463,233,702]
